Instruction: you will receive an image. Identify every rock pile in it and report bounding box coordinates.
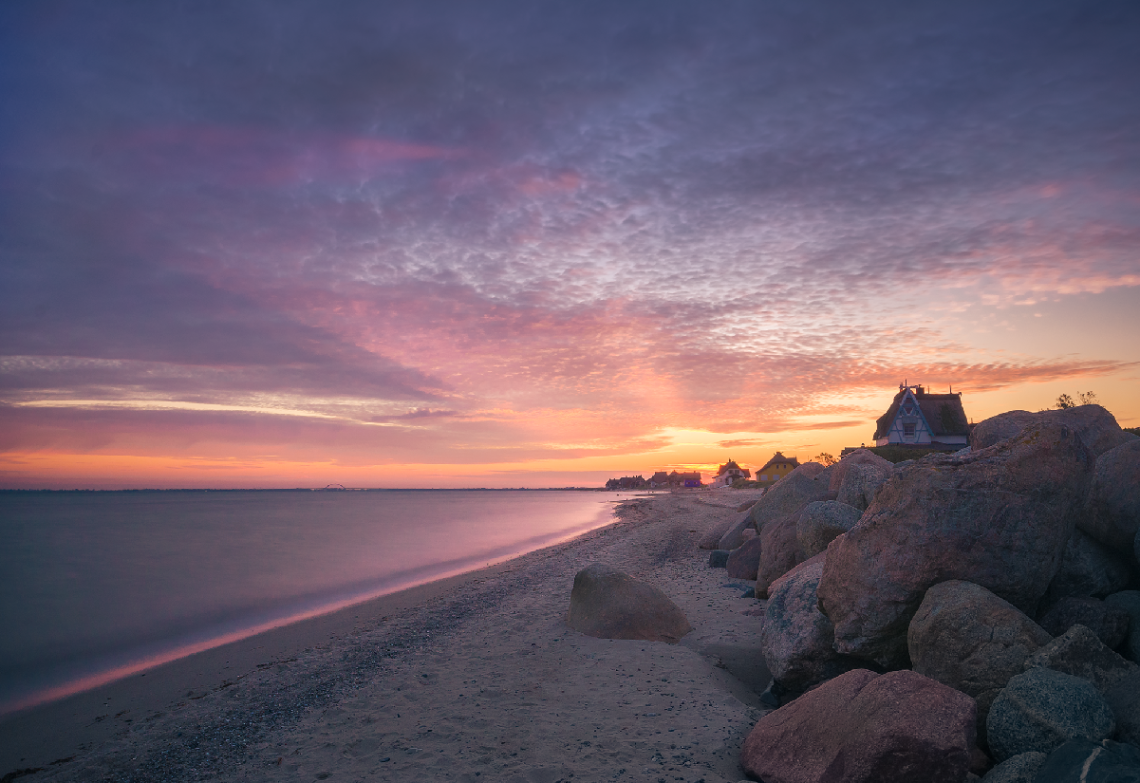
[705,405,1140,781]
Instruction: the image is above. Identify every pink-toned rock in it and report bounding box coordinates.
[818,421,1092,669]
[756,512,808,598]
[566,563,691,643]
[740,669,976,783]
[717,511,757,550]
[698,516,737,549]
[1042,528,1132,607]
[726,536,763,580]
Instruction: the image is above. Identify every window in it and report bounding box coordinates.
[904,423,916,437]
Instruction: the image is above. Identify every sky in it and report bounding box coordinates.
[2,0,1138,489]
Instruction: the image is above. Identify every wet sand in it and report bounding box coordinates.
[1,490,770,783]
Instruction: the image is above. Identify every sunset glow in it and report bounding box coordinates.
[2,2,1138,488]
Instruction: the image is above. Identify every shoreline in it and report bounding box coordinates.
[2,490,770,782]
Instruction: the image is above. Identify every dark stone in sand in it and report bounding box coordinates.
[1038,597,1130,650]
[566,563,691,644]
[1033,739,1140,783]
[707,549,730,568]
[986,667,1114,762]
[726,536,763,580]
[740,668,976,783]
[818,421,1091,670]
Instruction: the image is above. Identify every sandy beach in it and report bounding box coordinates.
[1,490,770,783]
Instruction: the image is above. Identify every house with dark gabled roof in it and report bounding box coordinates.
[873,383,970,448]
[713,459,751,487]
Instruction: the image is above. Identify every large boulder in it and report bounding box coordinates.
[1042,529,1133,608]
[716,511,756,550]
[796,500,862,558]
[818,421,1093,669]
[762,556,861,691]
[740,669,976,783]
[836,462,894,512]
[726,536,763,580]
[1037,597,1131,650]
[1023,624,1140,747]
[986,667,1115,762]
[826,448,894,493]
[971,405,1133,458]
[908,580,1052,739]
[566,563,691,644]
[756,512,808,598]
[1032,739,1140,783]
[1105,591,1140,664]
[748,469,832,532]
[971,411,1039,451]
[1081,439,1140,555]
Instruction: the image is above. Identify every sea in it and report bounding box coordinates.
[0,489,623,716]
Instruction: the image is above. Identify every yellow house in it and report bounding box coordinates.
[756,452,799,486]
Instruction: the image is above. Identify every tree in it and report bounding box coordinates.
[1055,393,1075,409]
[813,452,837,466]
[1078,391,1099,405]
[1055,391,1098,409]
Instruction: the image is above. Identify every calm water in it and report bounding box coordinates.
[0,489,619,715]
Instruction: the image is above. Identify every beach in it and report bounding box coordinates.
[1,490,769,783]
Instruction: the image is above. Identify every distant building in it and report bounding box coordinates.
[649,470,702,488]
[873,383,969,448]
[756,452,799,486]
[713,459,751,487]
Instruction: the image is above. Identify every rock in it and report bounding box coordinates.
[818,421,1092,669]
[566,563,691,644]
[1042,529,1132,608]
[796,500,863,558]
[1105,591,1140,664]
[908,580,1052,740]
[795,461,827,480]
[708,550,730,568]
[756,512,808,598]
[736,498,759,512]
[740,669,976,783]
[1038,597,1130,650]
[698,517,737,549]
[1081,439,1140,554]
[726,537,764,580]
[986,668,1115,762]
[1024,624,1140,747]
[836,462,894,512]
[971,405,1132,459]
[717,511,756,550]
[762,556,861,691]
[748,470,832,532]
[971,411,1039,451]
[826,448,895,492]
[739,528,757,543]
[1033,739,1140,783]
[979,752,1047,783]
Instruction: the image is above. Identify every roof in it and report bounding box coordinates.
[715,459,743,476]
[874,386,969,440]
[757,452,799,472]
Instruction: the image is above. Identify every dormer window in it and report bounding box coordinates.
[904,423,916,437]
